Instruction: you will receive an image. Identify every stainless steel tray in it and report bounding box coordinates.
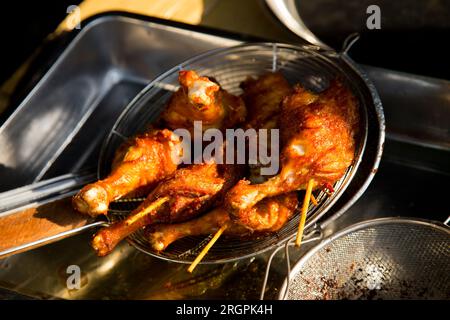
[0,14,449,300]
[0,15,240,192]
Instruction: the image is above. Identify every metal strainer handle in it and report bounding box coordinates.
[260,225,323,300]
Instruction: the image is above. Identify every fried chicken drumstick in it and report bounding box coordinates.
[72,129,180,216]
[225,79,359,223]
[161,70,246,134]
[145,72,295,253]
[91,162,244,256]
[73,70,245,217]
[239,72,292,183]
[91,72,288,249]
[240,71,291,130]
[148,192,298,252]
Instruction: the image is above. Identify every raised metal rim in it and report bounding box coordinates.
[265,0,331,49]
[278,217,450,299]
[97,42,377,264]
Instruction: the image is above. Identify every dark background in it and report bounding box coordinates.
[295,0,450,79]
[0,1,81,84]
[0,0,448,88]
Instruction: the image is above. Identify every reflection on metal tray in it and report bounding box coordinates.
[0,16,240,192]
[0,15,449,300]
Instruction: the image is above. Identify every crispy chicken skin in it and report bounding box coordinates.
[147,71,298,252]
[72,129,180,217]
[91,162,244,256]
[73,70,246,217]
[147,192,298,252]
[161,70,246,133]
[225,79,359,219]
[241,72,292,183]
[240,72,292,129]
[74,67,361,258]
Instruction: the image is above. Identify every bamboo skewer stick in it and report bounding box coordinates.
[295,179,314,247]
[125,196,170,226]
[188,224,228,273]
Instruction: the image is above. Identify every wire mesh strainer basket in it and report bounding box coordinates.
[98,42,376,263]
[280,217,450,300]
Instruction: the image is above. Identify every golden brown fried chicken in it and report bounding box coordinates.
[161,70,246,133]
[73,70,246,217]
[72,129,180,217]
[147,192,298,252]
[147,81,299,251]
[91,162,244,256]
[241,72,292,183]
[240,72,292,129]
[225,79,359,220]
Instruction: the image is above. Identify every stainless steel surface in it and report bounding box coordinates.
[0,221,108,259]
[0,15,448,299]
[363,66,450,150]
[0,172,95,215]
[280,218,450,299]
[0,172,105,259]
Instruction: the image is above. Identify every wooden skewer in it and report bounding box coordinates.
[295,179,314,247]
[188,224,228,273]
[310,194,318,206]
[125,196,170,226]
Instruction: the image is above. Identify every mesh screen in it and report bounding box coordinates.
[285,221,450,299]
